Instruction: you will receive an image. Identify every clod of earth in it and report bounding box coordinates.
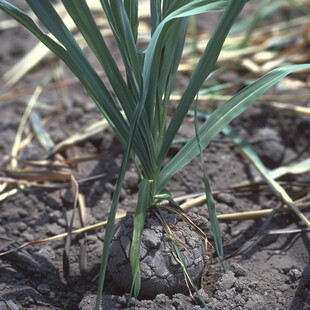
[107,210,207,299]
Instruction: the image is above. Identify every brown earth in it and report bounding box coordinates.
[0,2,310,310]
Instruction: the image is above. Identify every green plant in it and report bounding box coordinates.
[0,0,309,309]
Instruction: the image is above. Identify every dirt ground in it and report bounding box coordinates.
[0,2,310,310]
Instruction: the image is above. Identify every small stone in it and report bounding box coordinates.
[84,101,97,113]
[245,294,266,310]
[49,210,62,222]
[124,170,139,191]
[288,268,302,281]
[46,194,62,209]
[57,218,67,227]
[86,235,98,244]
[65,107,83,122]
[61,189,74,204]
[231,263,247,277]
[216,193,235,206]
[38,245,55,260]
[279,283,289,292]
[37,283,51,295]
[0,225,5,234]
[17,222,27,232]
[218,271,236,291]
[252,127,285,168]
[15,272,25,280]
[23,232,33,242]
[46,223,63,236]
[18,209,28,218]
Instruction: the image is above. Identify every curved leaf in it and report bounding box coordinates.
[157,64,310,192]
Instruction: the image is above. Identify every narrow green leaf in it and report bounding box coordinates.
[61,0,136,118]
[157,64,310,193]
[194,98,224,261]
[124,0,139,42]
[130,179,151,299]
[59,0,155,176]
[155,189,184,212]
[100,0,142,92]
[157,0,246,166]
[150,0,161,35]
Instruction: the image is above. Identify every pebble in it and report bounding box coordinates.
[244,294,265,310]
[65,107,83,122]
[61,189,74,204]
[252,127,285,168]
[18,209,28,218]
[231,263,247,277]
[216,193,236,206]
[23,232,33,242]
[0,225,5,234]
[86,235,98,244]
[288,268,302,281]
[17,222,27,232]
[14,272,25,280]
[57,218,67,227]
[46,194,62,209]
[46,223,63,236]
[49,210,62,222]
[218,271,236,291]
[38,246,55,260]
[37,283,51,295]
[280,283,289,292]
[124,170,139,190]
[83,101,97,113]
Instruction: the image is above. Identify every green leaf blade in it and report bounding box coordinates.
[157,0,246,166]
[157,64,310,193]
[130,179,151,299]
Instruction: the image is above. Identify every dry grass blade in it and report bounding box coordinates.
[0,186,26,203]
[264,227,310,235]
[161,204,206,240]
[266,101,310,115]
[0,18,18,30]
[30,111,55,152]
[78,194,88,274]
[3,42,52,88]
[15,153,115,168]
[63,174,79,280]
[10,84,44,169]
[47,118,111,157]
[2,3,83,87]
[4,169,72,181]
